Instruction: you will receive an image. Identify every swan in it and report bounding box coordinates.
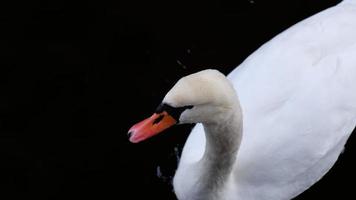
[128,1,356,199]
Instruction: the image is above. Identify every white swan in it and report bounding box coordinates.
[128,1,356,199]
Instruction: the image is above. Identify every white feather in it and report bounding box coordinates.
[174,1,356,199]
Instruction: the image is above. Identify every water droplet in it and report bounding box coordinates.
[174,146,180,163]
[177,60,187,69]
[156,165,163,178]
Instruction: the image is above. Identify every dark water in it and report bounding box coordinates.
[1,0,355,199]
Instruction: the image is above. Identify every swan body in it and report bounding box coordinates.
[174,1,356,200]
[128,1,356,199]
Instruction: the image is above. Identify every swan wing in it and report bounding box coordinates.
[180,2,356,199]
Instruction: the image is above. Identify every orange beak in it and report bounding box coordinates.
[128,111,177,143]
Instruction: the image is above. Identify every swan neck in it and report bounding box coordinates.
[198,106,243,199]
[202,108,242,169]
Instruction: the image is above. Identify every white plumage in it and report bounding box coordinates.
[174,1,356,199]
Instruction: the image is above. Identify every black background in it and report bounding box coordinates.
[1,0,355,199]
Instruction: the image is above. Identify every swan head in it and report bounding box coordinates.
[128,69,238,143]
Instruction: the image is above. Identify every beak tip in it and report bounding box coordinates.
[127,131,136,143]
[127,131,133,138]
